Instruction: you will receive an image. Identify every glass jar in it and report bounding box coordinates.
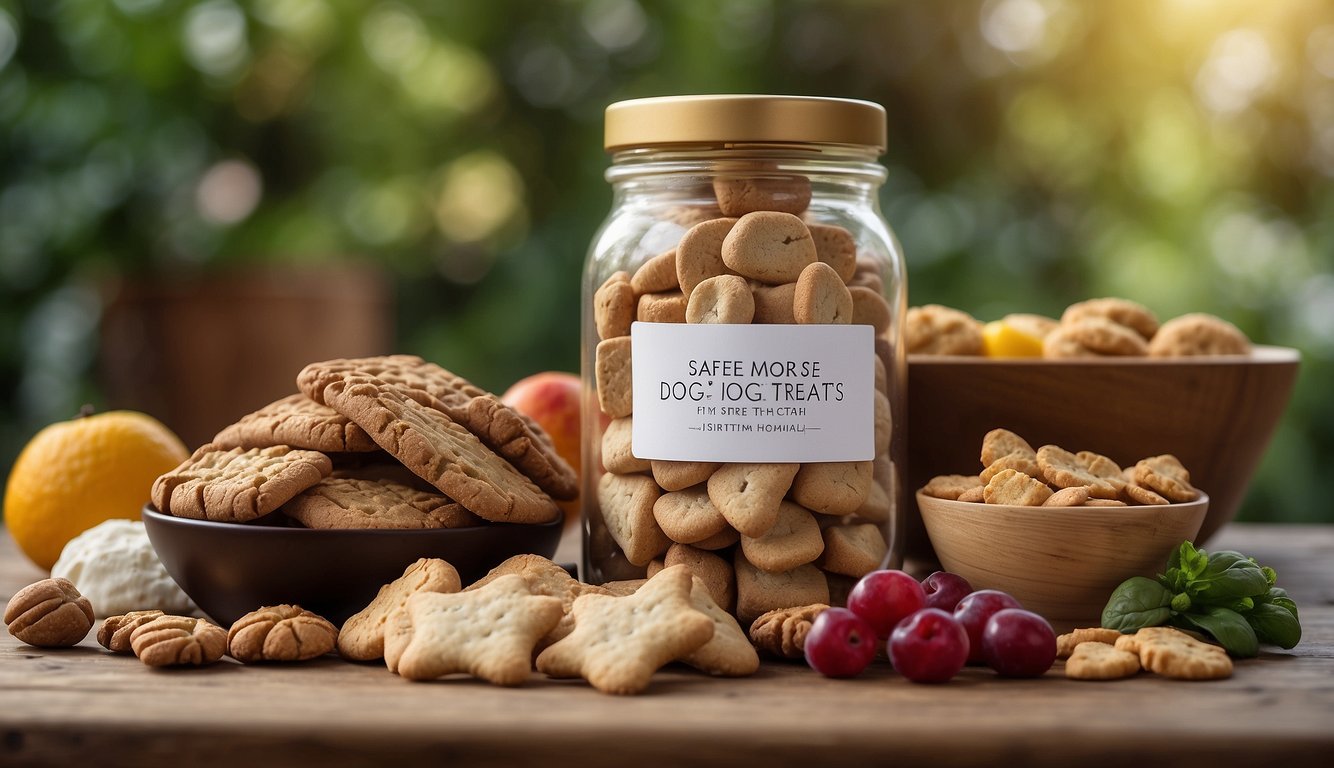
[581,95,906,623]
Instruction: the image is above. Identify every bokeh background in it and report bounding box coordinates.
[2,0,1331,523]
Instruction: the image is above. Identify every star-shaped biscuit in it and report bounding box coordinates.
[535,565,715,695]
[464,555,612,650]
[386,574,562,686]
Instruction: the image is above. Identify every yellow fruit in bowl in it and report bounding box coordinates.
[4,409,188,570]
[983,314,1057,358]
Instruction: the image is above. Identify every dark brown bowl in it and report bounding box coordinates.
[142,505,563,627]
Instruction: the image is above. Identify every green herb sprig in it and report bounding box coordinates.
[1101,541,1301,658]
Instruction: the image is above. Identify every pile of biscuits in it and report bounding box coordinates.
[6,554,759,694]
[1059,626,1232,680]
[591,183,896,626]
[151,355,575,529]
[922,428,1200,507]
[907,297,1252,358]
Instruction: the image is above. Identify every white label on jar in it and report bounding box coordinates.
[630,322,875,463]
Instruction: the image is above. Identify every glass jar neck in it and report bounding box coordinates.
[606,144,886,204]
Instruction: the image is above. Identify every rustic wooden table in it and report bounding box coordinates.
[1,524,1330,768]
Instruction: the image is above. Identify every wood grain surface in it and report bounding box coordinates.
[2,524,1331,768]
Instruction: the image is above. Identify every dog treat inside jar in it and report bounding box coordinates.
[582,95,905,624]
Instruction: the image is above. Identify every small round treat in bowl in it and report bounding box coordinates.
[916,491,1208,632]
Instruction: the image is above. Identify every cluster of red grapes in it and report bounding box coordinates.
[804,570,1057,682]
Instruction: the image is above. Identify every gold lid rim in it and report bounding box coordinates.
[604,94,887,154]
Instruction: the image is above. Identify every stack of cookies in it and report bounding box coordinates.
[590,188,897,626]
[151,355,575,529]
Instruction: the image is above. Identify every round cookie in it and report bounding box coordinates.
[721,211,817,285]
[793,261,853,324]
[686,274,755,324]
[631,249,679,295]
[905,305,985,355]
[676,218,739,297]
[1043,317,1149,358]
[594,271,635,340]
[652,487,729,545]
[713,174,811,217]
[1062,298,1160,341]
[1148,313,1250,357]
[1036,445,1122,499]
[739,501,824,573]
[807,223,857,283]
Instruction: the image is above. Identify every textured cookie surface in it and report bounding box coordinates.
[228,604,338,663]
[299,356,576,500]
[152,444,332,523]
[130,615,228,667]
[1127,627,1233,680]
[1132,455,1200,503]
[678,577,759,677]
[1065,641,1141,680]
[283,475,480,530]
[4,577,94,647]
[1057,627,1124,658]
[465,554,612,649]
[317,376,559,524]
[339,558,461,661]
[534,565,714,695]
[1148,313,1250,357]
[98,610,165,653]
[906,305,985,355]
[748,603,828,659]
[212,394,379,453]
[389,574,563,685]
[1062,298,1160,341]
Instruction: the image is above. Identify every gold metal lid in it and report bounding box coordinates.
[604,95,887,153]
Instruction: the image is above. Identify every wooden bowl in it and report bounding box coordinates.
[904,346,1299,562]
[916,492,1208,631]
[142,506,563,627]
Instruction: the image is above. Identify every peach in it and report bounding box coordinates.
[501,372,583,526]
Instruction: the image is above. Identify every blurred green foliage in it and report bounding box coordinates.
[1,0,1331,522]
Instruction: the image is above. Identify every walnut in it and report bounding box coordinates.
[4,577,95,647]
[227,604,338,663]
[748,603,829,659]
[130,615,228,667]
[98,610,165,653]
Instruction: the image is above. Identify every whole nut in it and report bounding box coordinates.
[4,577,95,647]
[228,604,338,663]
[130,615,228,667]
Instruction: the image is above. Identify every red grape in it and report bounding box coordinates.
[921,571,973,613]
[953,589,1022,663]
[804,607,878,678]
[847,570,926,639]
[981,608,1057,677]
[888,608,969,683]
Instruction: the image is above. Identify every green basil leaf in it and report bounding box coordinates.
[1103,577,1173,632]
[1176,607,1260,658]
[1257,587,1299,615]
[1261,566,1277,588]
[1246,603,1302,649]
[1171,541,1208,582]
[1170,592,1192,612]
[1190,552,1269,601]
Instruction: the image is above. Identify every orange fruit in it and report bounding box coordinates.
[4,409,188,570]
[982,318,1048,358]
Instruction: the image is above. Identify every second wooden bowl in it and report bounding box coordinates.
[917,491,1208,631]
